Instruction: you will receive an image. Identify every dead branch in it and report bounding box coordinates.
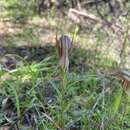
[69,8,100,22]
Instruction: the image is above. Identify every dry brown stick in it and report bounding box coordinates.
[69,8,100,22]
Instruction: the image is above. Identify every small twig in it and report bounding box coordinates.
[42,112,63,130]
[81,0,104,6]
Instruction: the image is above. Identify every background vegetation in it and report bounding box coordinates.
[0,0,130,130]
